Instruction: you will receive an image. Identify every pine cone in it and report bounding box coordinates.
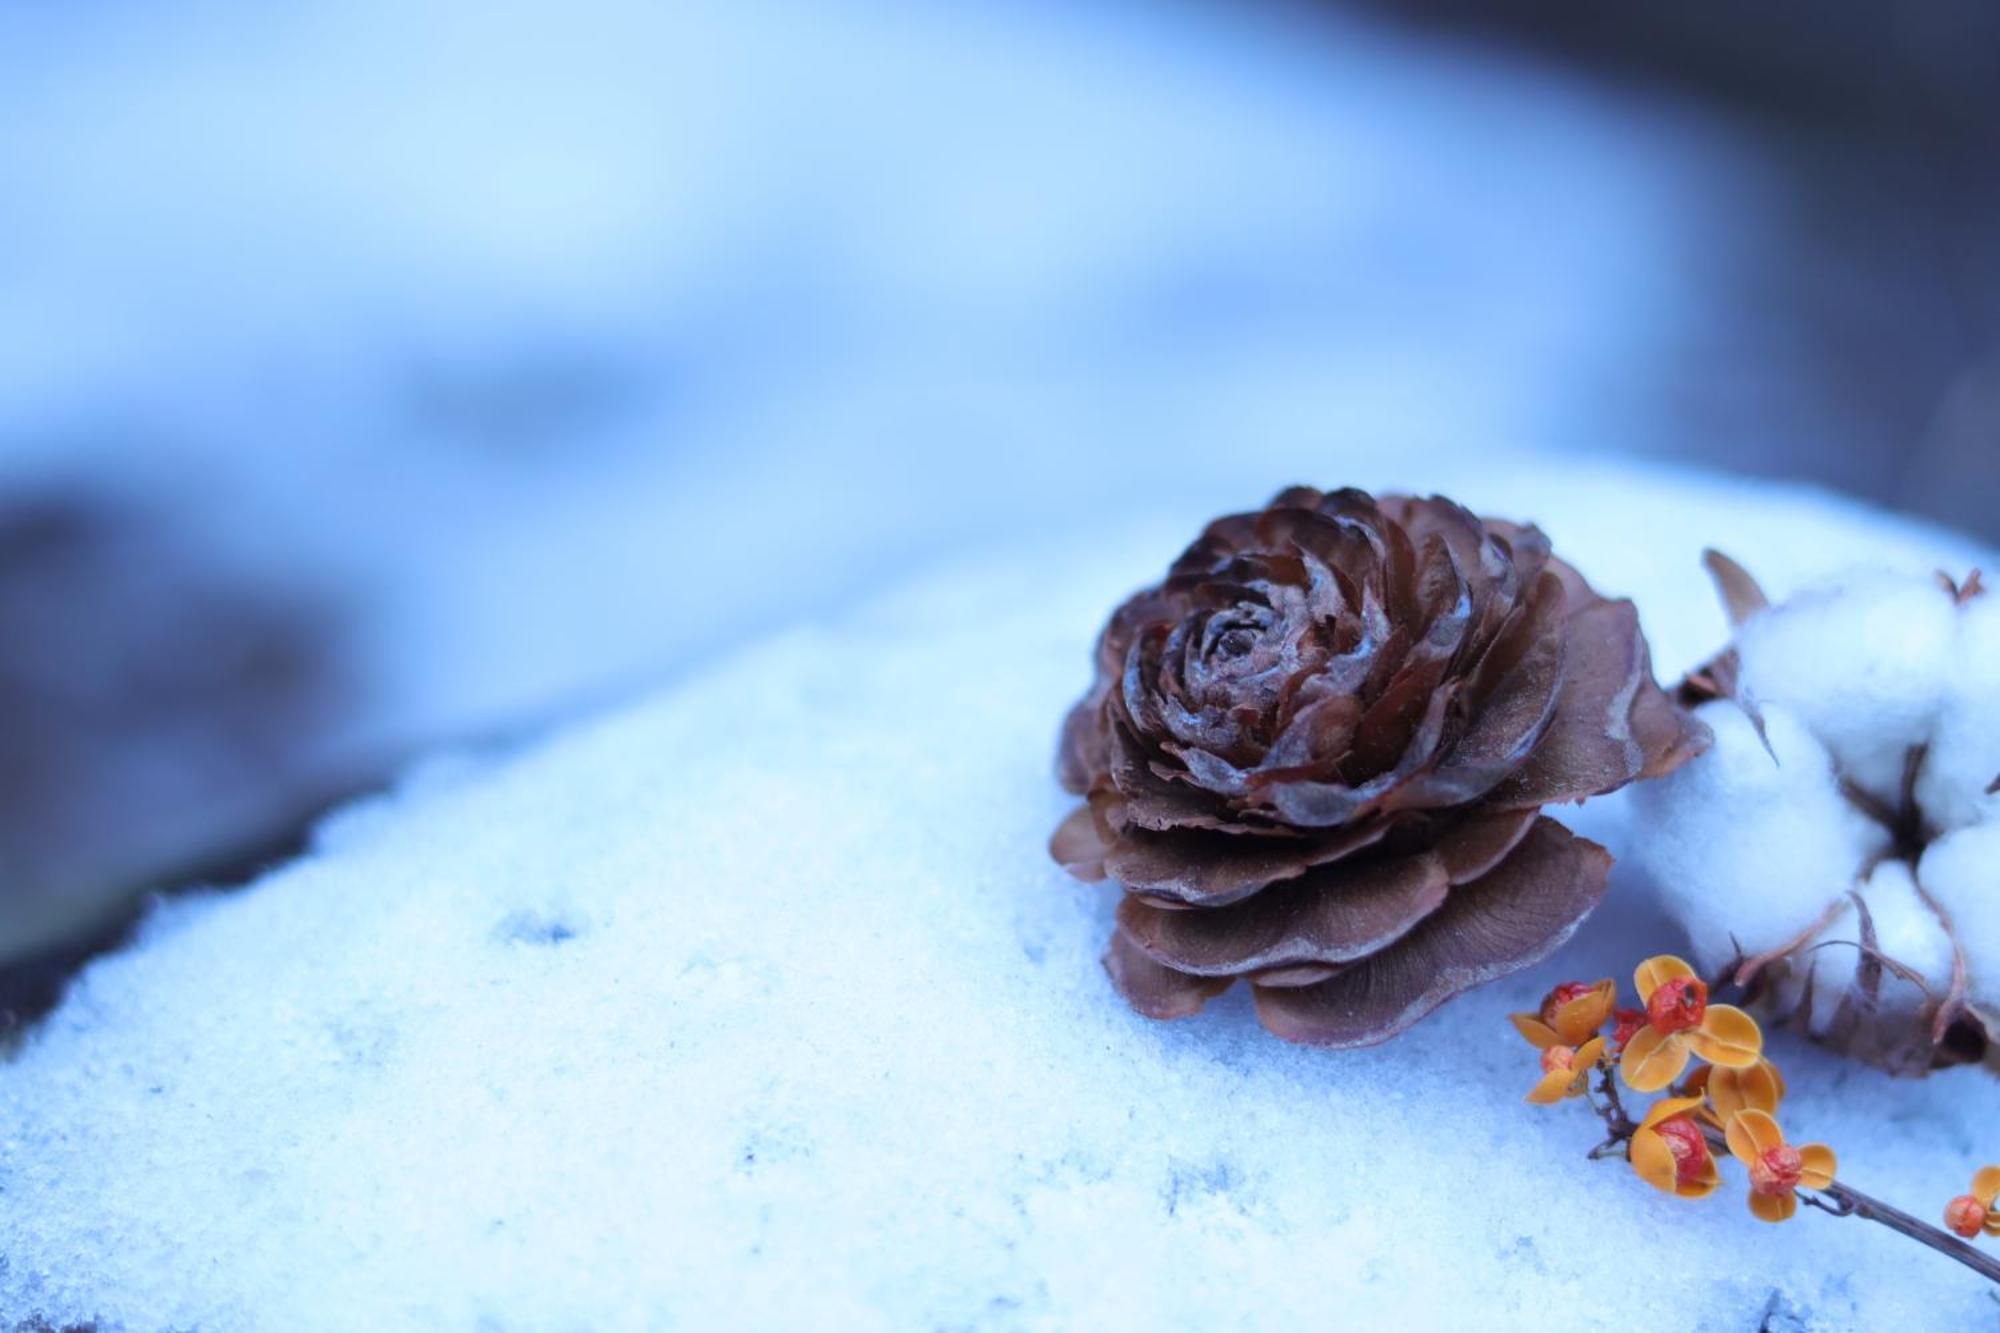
[1051,487,1707,1047]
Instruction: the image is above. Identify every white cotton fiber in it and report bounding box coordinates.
[1734,572,1958,803]
[1777,861,1953,1038]
[1918,590,2000,832]
[1922,823,2000,991]
[1852,861,1956,997]
[1629,700,1887,980]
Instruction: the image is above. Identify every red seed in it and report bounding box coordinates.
[1539,981,1593,1027]
[1647,977,1708,1035]
[1654,1118,1711,1189]
[1946,1194,1987,1238]
[1751,1144,1804,1197]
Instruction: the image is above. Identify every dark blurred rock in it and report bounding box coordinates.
[0,494,359,973]
[1335,0,2000,146]
[1330,0,2000,545]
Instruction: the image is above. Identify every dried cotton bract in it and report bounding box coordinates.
[1632,556,2000,1074]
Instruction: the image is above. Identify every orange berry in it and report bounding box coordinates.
[1647,977,1708,1036]
[1946,1194,1987,1238]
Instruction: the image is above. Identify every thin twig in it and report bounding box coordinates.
[1597,1066,1632,1135]
[1580,1070,2000,1287]
[1812,1177,2000,1284]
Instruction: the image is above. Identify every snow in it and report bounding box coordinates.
[3,461,1998,1332]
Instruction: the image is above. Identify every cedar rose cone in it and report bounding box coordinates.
[1050,487,1708,1047]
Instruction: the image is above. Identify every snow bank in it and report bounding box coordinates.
[2,463,1994,1331]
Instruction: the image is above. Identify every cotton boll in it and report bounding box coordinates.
[1641,562,2000,1074]
[1630,700,1887,981]
[1921,822,2000,1004]
[1918,590,2000,833]
[1734,572,1957,803]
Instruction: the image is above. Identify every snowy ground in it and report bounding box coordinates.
[0,0,1757,961]
[2,461,1995,1331]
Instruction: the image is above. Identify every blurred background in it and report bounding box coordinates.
[1,0,1995,1021]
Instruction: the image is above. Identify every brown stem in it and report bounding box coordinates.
[1809,1176,2000,1284]
[1596,1066,1632,1134]
[1685,1122,2000,1284]
[1583,1071,2000,1287]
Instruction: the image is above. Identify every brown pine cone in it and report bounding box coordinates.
[1051,486,1707,1046]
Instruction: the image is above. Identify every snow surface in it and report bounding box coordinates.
[3,462,1997,1332]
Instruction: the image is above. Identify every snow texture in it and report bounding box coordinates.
[1633,562,2000,1039]
[2,462,1997,1332]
